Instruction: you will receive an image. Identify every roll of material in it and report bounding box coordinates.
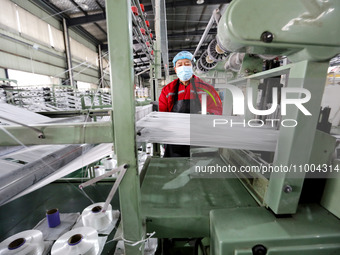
[0,230,44,255]
[81,203,113,231]
[51,227,99,255]
[46,208,61,228]
[88,165,105,177]
[102,157,117,170]
[93,166,105,177]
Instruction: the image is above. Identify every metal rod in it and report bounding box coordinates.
[136,67,150,76]
[0,116,44,138]
[102,165,128,212]
[79,164,125,189]
[193,9,218,58]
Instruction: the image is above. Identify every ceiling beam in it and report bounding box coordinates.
[167,28,217,38]
[95,0,105,13]
[68,13,106,27]
[134,53,148,59]
[168,43,209,53]
[134,62,150,67]
[144,0,232,12]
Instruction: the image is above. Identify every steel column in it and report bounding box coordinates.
[154,0,162,87]
[62,18,75,88]
[157,0,169,79]
[98,44,104,88]
[106,0,144,254]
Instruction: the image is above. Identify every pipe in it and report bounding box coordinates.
[193,9,219,58]
[136,67,150,76]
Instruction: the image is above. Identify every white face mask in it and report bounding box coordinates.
[176,66,193,82]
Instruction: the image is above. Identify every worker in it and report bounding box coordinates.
[159,51,223,157]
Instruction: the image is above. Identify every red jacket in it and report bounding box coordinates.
[159,75,222,115]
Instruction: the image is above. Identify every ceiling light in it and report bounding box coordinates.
[197,0,204,4]
[185,38,190,41]
[80,4,89,10]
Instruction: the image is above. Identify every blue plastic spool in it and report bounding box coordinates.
[46,208,61,228]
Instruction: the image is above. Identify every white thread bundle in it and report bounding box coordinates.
[94,166,105,177]
[102,157,116,170]
[88,166,105,178]
[136,112,278,152]
[51,227,99,255]
[81,203,113,231]
[0,230,44,255]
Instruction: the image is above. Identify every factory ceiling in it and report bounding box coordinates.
[29,0,230,77]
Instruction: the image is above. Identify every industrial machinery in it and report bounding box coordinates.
[138,0,340,254]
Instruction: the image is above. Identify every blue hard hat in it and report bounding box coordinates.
[172,51,194,67]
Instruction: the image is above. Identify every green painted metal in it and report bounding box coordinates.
[0,26,99,83]
[240,54,263,76]
[0,30,99,83]
[224,60,331,214]
[141,157,257,238]
[321,164,340,219]
[106,0,144,254]
[0,68,7,79]
[149,64,158,102]
[0,121,112,146]
[264,60,329,215]
[217,0,340,62]
[228,65,290,86]
[210,204,340,255]
[0,50,66,80]
[309,130,336,166]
